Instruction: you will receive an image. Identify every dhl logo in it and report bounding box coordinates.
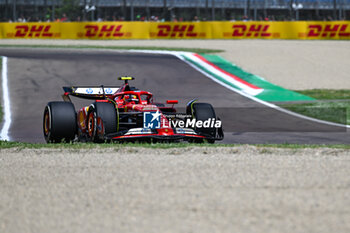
[307,24,350,37]
[156,25,199,37]
[231,24,272,37]
[83,25,126,37]
[12,25,56,38]
[4,22,349,40]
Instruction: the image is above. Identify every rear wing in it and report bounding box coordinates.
[62,86,120,101]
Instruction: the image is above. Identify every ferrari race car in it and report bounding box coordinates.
[43,77,224,143]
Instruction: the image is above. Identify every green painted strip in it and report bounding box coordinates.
[182,55,244,92]
[200,54,315,102]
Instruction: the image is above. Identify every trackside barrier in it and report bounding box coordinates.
[0,21,349,40]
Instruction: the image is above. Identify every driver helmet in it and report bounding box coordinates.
[131,95,138,101]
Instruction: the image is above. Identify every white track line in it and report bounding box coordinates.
[1,56,11,141]
[182,53,263,96]
[131,49,349,129]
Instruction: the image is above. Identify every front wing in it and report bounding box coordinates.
[104,128,223,142]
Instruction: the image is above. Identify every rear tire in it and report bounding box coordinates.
[43,102,77,143]
[87,102,117,142]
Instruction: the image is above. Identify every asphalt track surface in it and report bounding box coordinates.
[0,48,349,144]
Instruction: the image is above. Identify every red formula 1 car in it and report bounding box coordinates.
[43,77,224,143]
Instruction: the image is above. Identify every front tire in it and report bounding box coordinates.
[43,102,77,143]
[188,102,217,143]
[87,102,117,142]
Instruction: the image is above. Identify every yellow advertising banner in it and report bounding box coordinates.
[0,21,349,40]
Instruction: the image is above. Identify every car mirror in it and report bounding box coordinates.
[166,100,178,104]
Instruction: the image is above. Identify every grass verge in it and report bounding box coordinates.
[280,89,350,125]
[0,141,349,150]
[0,44,223,54]
[280,101,350,125]
[295,89,350,100]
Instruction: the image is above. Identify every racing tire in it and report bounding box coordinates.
[190,103,217,143]
[43,101,77,143]
[87,102,117,143]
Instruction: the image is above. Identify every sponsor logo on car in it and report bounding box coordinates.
[176,128,186,134]
[105,88,113,94]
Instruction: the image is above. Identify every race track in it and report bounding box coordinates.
[0,47,349,144]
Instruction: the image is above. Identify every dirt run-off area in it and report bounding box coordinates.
[1,146,350,233]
